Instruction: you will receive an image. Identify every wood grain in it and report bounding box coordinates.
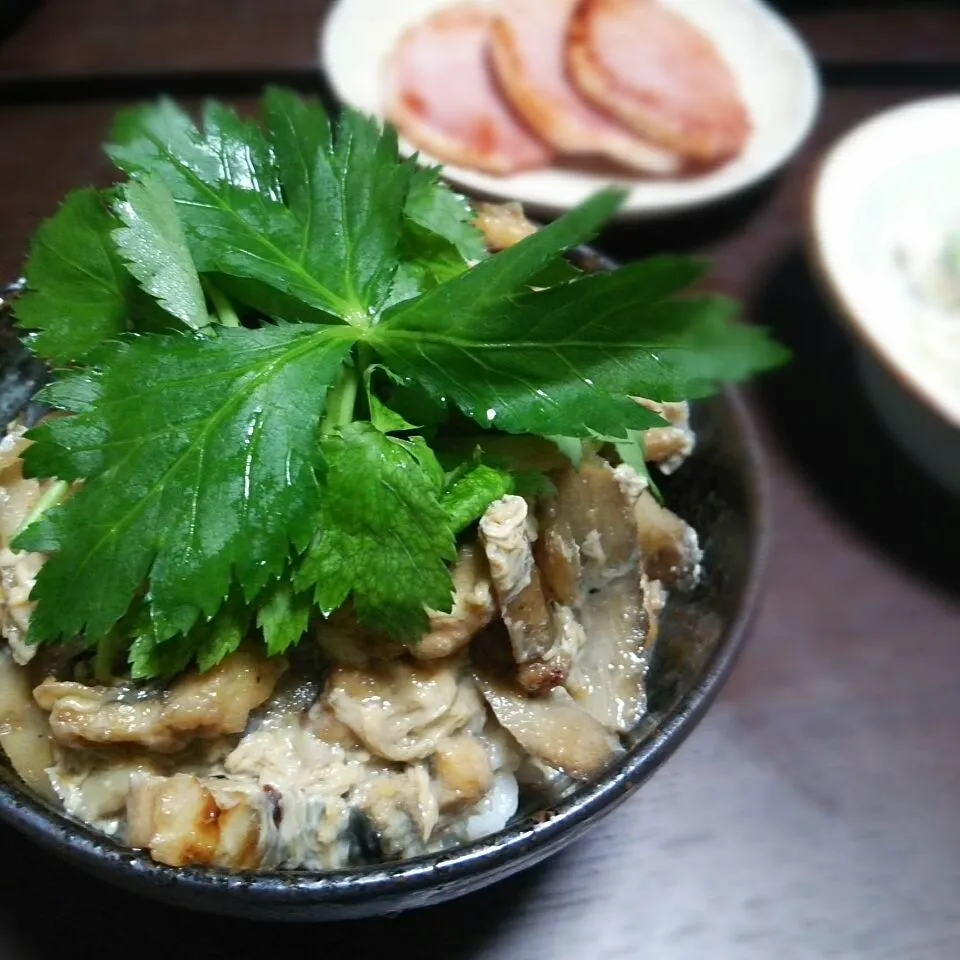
[0,4,959,958]
[2,0,960,80]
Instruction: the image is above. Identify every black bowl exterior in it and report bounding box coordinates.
[0,272,769,921]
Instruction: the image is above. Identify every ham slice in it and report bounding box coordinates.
[384,3,552,176]
[567,0,751,164]
[489,0,680,175]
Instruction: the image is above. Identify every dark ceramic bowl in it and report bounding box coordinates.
[0,259,769,921]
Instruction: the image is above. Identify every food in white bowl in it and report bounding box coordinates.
[810,95,960,496]
[0,90,785,872]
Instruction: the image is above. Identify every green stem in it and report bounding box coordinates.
[18,479,69,536]
[321,362,360,434]
[357,343,373,376]
[93,629,123,684]
[201,277,240,327]
[355,343,374,421]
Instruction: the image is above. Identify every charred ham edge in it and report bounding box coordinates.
[566,0,751,164]
[548,456,654,733]
[33,649,286,753]
[383,4,553,176]
[479,495,575,694]
[474,672,621,780]
[0,647,55,797]
[488,0,681,174]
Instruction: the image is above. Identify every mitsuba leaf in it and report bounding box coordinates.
[440,464,513,534]
[363,364,417,433]
[107,90,414,325]
[128,631,194,681]
[404,165,487,264]
[13,189,137,364]
[257,580,313,657]
[112,174,210,331]
[9,91,790,681]
[610,429,662,504]
[16,324,354,645]
[294,422,456,639]
[371,247,787,438]
[127,589,251,678]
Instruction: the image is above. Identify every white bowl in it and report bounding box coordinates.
[319,0,820,220]
[810,96,960,497]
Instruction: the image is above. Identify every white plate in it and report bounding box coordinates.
[810,96,960,495]
[319,0,820,219]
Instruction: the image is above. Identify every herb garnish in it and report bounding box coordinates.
[10,88,786,678]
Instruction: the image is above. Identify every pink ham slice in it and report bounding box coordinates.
[567,0,751,165]
[384,3,552,176]
[488,0,680,175]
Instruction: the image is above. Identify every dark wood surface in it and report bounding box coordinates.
[1,3,959,957]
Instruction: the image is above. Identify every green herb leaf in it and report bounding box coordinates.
[193,592,252,673]
[403,434,446,491]
[128,630,193,680]
[294,422,456,639]
[404,166,487,264]
[363,364,417,433]
[383,168,486,306]
[11,91,789,681]
[108,92,414,325]
[127,590,250,678]
[257,581,313,657]
[441,463,513,534]
[526,257,582,288]
[13,189,136,364]
[371,250,787,438]
[382,378,450,432]
[112,174,210,330]
[16,324,354,648]
[263,88,415,321]
[435,433,569,475]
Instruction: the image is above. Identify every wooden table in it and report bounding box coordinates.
[1,3,959,957]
